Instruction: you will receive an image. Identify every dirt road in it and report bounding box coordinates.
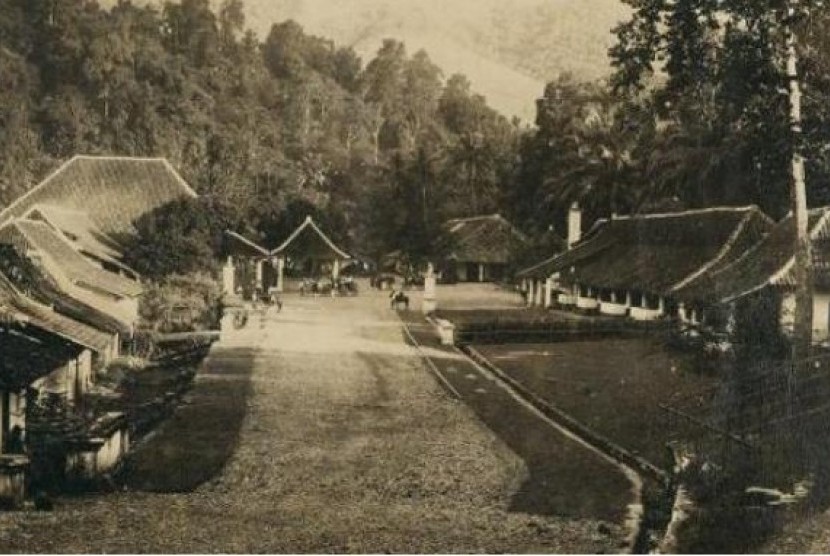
[0,291,624,553]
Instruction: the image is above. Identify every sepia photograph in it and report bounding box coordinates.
[0,0,829,553]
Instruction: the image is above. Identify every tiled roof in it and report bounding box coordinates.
[0,155,197,237]
[444,214,529,264]
[0,244,130,336]
[519,206,774,295]
[24,204,132,272]
[5,219,142,298]
[675,208,830,304]
[0,273,113,354]
[225,230,269,257]
[271,216,351,259]
[0,324,82,389]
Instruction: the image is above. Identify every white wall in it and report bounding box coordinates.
[778,291,830,343]
[813,292,830,342]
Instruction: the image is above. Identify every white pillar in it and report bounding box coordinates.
[528,279,536,307]
[255,258,264,290]
[333,259,340,279]
[276,257,285,292]
[658,296,666,315]
[422,262,437,314]
[679,303,687,323]
[544,277,553,308]
[222,256,235,295]
[536,280,544,306]
[625,291,632,308]
[478,263,485,282]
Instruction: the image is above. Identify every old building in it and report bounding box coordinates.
[519,206,775,319]
[674,207,830,343]
[224,216,352,295]
[0,219,142,333]
[443,214,529,282]
[0,155,197,239]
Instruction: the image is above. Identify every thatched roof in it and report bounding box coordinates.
[0,155,197,237]
[519,206,774,296]
[444,214,529,265]
[0,219,142,299]
[675,208,830,304]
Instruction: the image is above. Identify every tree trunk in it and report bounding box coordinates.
[787,6,813,363]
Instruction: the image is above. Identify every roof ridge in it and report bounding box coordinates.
[74,154,169,162]
[225,230,269,256]
[670,210,758,293]
[446,214,501,224]
[270,216,350,259]
[608,204,760,223]
[0,156,79,225]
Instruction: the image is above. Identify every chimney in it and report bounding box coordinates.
[567,202,582,248]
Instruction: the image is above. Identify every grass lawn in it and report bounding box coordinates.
[476,338,720,469]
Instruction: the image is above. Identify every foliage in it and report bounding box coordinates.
[0,0,521,274]
[122,197,231,279]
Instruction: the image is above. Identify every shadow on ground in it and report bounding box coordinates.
[399,311,632,523]
[118,347,256,492]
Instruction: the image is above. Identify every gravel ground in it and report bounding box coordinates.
[0,291,622,553]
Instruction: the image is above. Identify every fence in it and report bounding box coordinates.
[659,352,830,482]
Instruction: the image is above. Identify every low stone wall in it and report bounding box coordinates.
[0,456,28,509]
[451,316,669,345]
[66,412,130,483]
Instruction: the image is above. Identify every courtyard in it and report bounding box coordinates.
[0,289,625,553]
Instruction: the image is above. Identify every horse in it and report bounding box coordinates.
[390,289,409,310]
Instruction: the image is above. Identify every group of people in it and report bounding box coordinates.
[299,276,358,297]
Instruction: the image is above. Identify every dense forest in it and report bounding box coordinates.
[0,0,521,275]
[2,0,830,278]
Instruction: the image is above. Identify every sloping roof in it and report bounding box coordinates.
[271,216,351,259]
[0,244,130,336]
[675,208,830,304]
[2,219,142,298]
[519,206,774,295]
[24,204,133,273]
[444,214,530,264]
[0,323,83,389]
[225,230,269,257]
[0,155,197,237]
[0,273,113,354]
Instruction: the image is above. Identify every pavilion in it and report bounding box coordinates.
[224,216,351,296]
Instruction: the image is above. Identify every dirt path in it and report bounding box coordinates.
[0,291,625,553]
